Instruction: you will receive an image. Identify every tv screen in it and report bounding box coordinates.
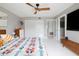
[67,9,79,31]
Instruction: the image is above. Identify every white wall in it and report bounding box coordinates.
[25,20,44,38]
[67,31,79,43]
[0,7,21,34]
[7,15,21,34]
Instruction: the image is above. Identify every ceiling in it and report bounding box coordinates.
[0,3,74,18]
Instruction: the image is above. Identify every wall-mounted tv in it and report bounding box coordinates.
[67,9,79,31]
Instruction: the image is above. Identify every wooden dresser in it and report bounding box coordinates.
[14,28,21,37]
[0,29,6,34]
[61,38,79,55]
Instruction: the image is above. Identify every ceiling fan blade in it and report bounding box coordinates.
[26,3,36,8]
[34,10,37,14]
[35,8,50,11]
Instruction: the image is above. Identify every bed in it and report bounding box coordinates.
[0,29,17,47]
[0,37,47,56]
[0,29,6,47]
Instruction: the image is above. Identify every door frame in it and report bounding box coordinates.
[46,19,57,39]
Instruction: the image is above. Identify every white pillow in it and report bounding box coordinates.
[1,34,6,39]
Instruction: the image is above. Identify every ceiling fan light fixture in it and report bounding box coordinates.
[36,3,39,7]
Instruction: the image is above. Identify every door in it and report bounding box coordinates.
[60,17,65,38]
[25,20,44,38]
[47,20,56,38]
[58,14,67,41]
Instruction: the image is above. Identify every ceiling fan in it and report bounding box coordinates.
[26,3,50,14]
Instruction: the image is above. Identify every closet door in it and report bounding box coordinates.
[25,20,44,38]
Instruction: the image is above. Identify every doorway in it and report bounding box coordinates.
[57,15,66,41]
[47,20,56,39]
[60,16,65,38]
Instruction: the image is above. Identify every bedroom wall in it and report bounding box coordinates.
[0,7,21,34]
[66,31,79,43]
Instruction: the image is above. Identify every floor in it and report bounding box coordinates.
[45,36,76,56]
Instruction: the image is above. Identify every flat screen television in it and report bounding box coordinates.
[67,9,79,31]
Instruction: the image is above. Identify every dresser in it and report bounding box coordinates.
[14,28,24,38]
[61,38,79,55]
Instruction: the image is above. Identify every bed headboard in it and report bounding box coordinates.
[0,29,6,34]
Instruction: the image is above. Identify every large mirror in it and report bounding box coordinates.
[0,10,8,29]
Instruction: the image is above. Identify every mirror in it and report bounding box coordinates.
[0,11,8,29]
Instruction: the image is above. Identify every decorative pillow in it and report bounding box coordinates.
[1,34,6,39]
[0,40,4,47]
[3,34,13,43]
[0,34,13,44]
